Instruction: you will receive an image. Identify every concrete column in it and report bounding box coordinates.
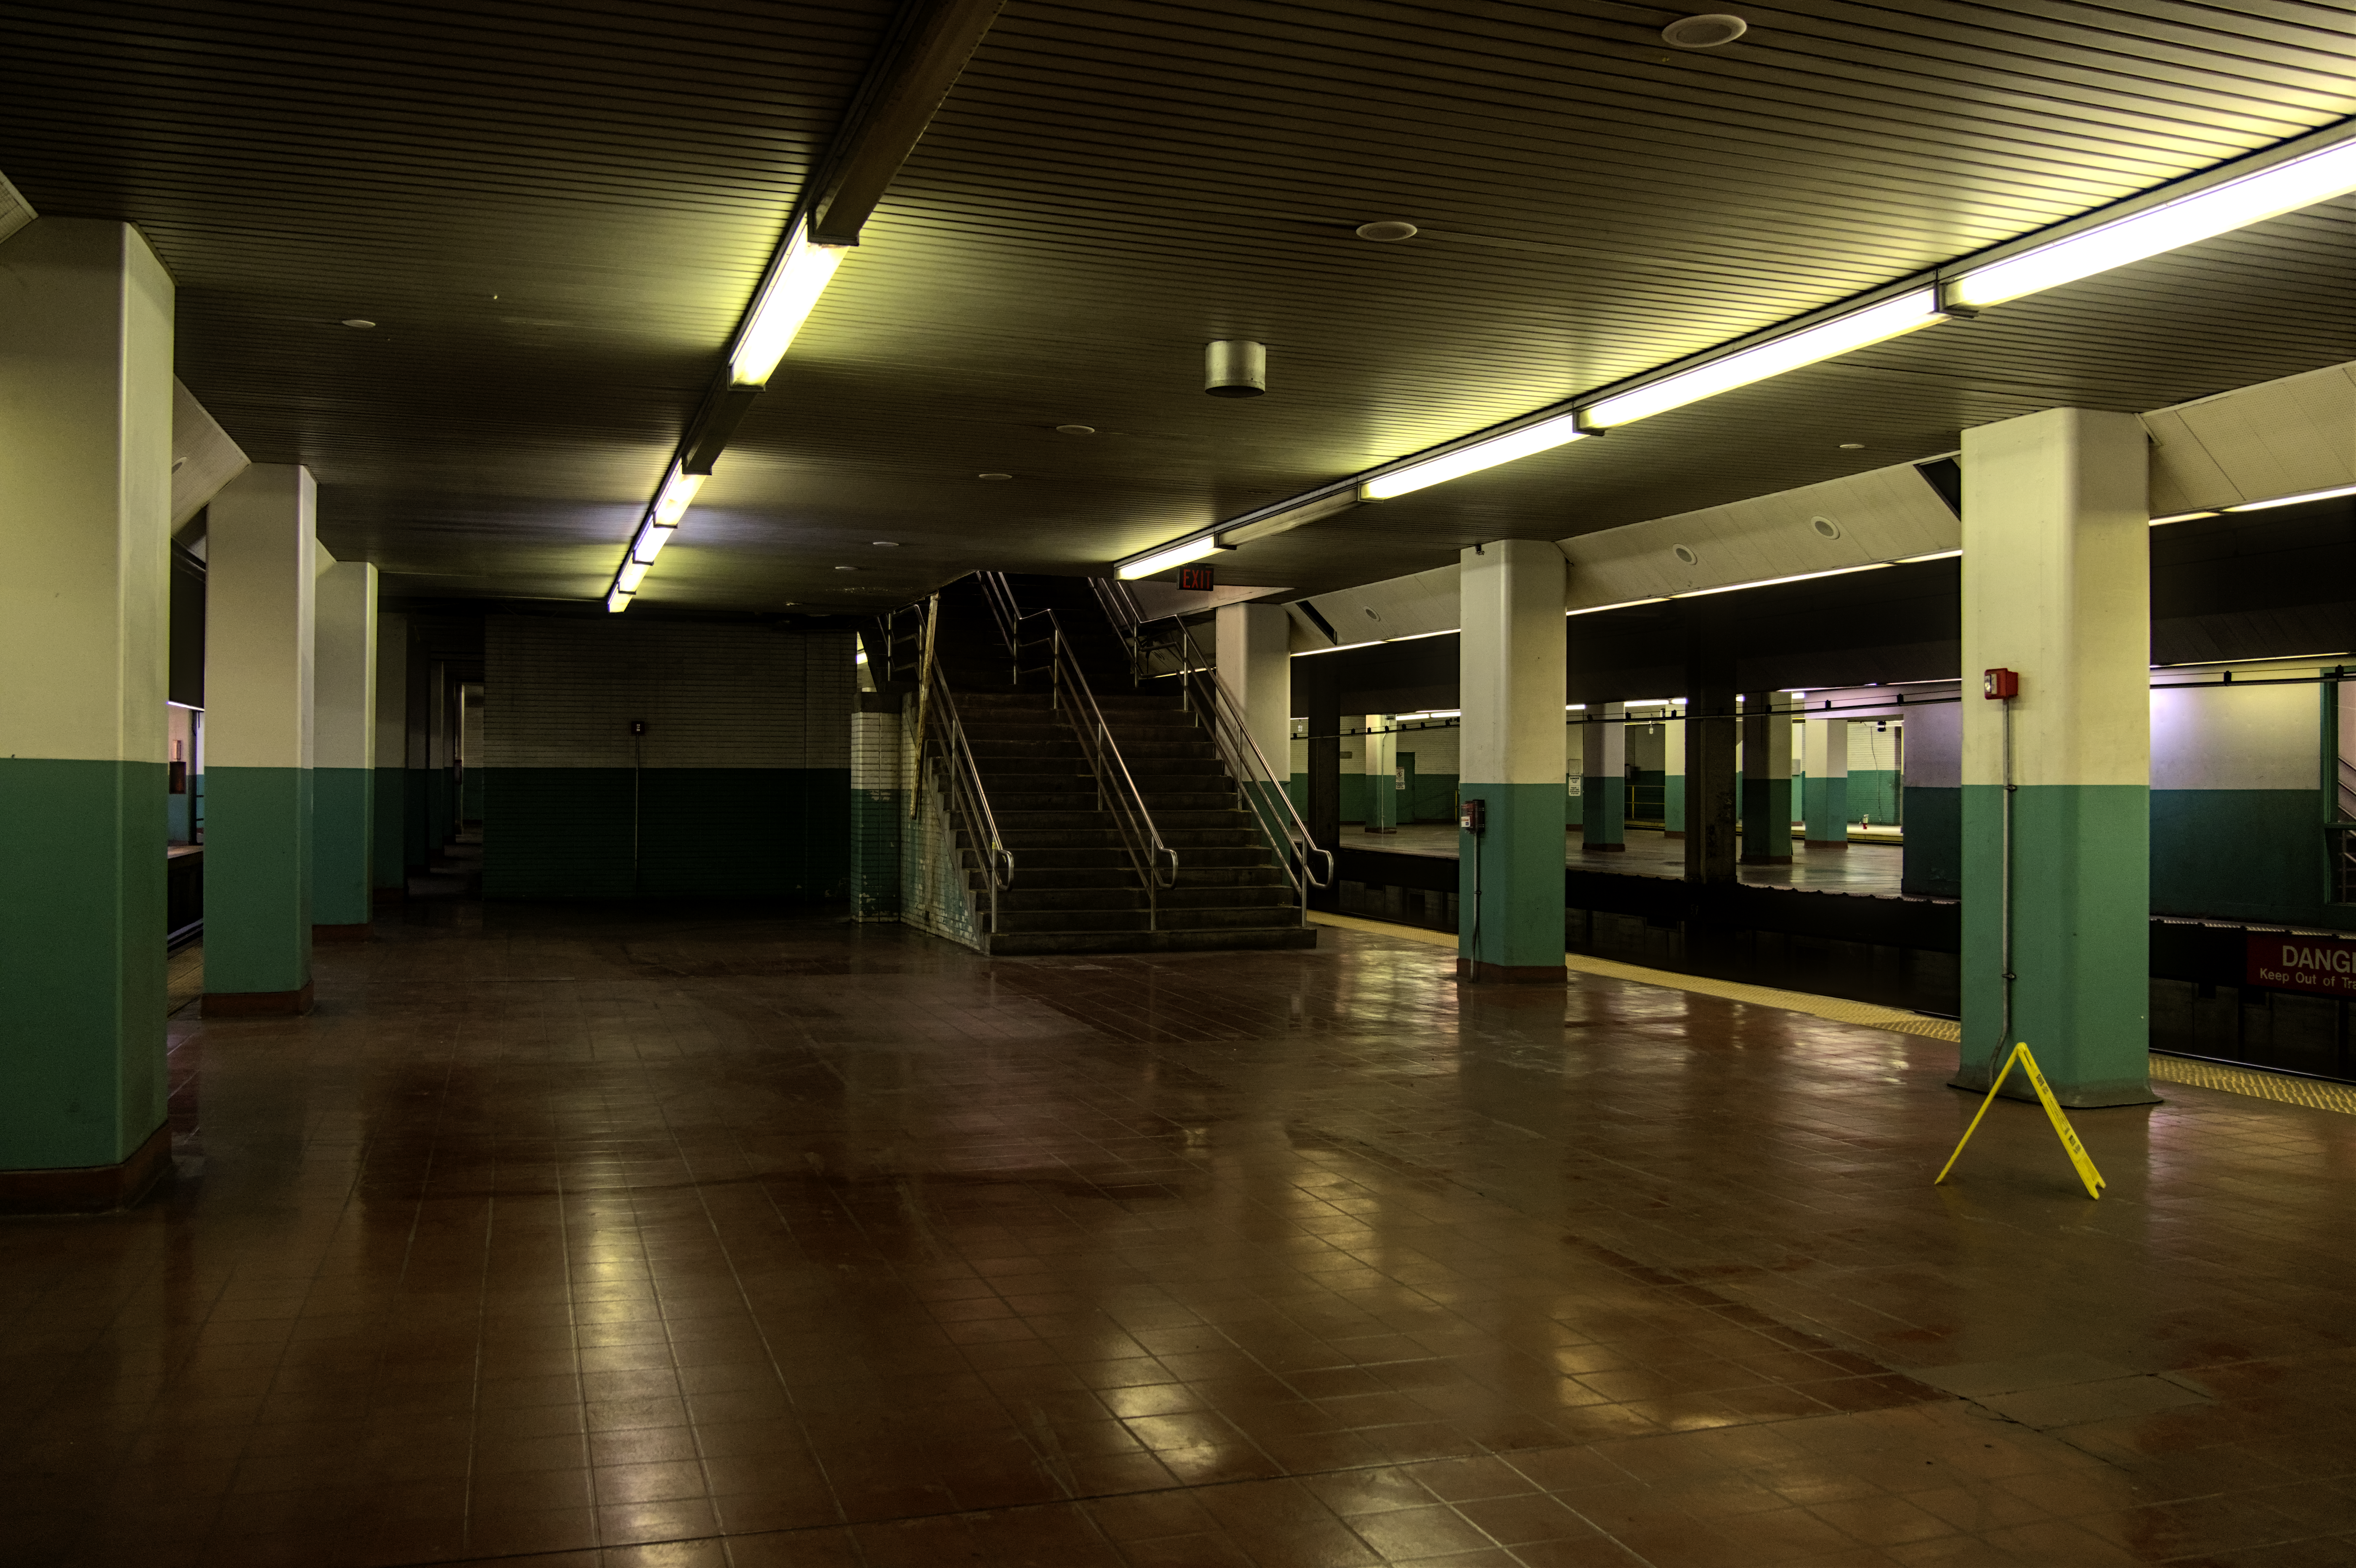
[1663,704,1687,837]
[1802,715,1849,847]
[1216,602,1291,787]
[1740,691,1796,864]
[850,706,903,920]
[1362,717,1398,832]
[1458,540,1567,983]
[1579,703,1627,851]
[0,219,175,1205]
[313,559,377,938]
[1959,407,2153,1106]
[1684,648,1739,884]
[1299,657,1342,865]
[204,464,317,1015]
[372,611,409,900]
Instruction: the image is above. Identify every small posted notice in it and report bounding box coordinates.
[2246,932,2356,998]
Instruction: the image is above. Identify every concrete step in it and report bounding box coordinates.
[984,927,1318,956]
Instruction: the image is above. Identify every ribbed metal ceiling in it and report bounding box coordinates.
[2,1,2352,607]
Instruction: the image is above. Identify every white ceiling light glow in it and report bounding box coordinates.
[1117,538,1226,580]
[1949,134,2356,309]
[2222,484,2356,513]
[1583,289,1946,429]
[1360,413,1588,501]
[729,220,849,387]
[1671,562,1890,597]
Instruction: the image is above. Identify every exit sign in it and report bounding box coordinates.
[1177,564,1215,591]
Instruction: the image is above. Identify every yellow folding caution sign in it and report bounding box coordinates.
[1935,1041,2106,1200]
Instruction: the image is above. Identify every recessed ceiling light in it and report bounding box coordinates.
[871,540,901,547]
[1838,442,1865,450]
[834,565,860,572]
[341,318,377,328]
[1662,13,1747,49]
[978,472,1013,480]
[1055,424,1096,435]
[1355,221,1419,242]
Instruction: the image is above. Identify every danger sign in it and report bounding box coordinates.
[2246,932,2356,998]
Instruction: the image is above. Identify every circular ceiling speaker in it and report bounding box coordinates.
[977,472,1013,480]
[1355,221,1419,242]
[1054,424,1096,434]
[340,318,377,328]
[1673,545,1700,566]
[1205,340,1267,398]
[1662,13,1747,48]
[1811,516,1842,539]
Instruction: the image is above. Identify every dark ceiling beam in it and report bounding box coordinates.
[810,0,1007,246]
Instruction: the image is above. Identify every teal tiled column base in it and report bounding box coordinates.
[313,766,373,926]
[372,767,407,893]
[1741,778,1792,863]
[0,758,169,1171]
[1663,775,1685,836]
[1577,774,1625,848]
[1802,775,1848,844]
[204,765,314,999]
[851,788,903,920]
[1457,783,1566,981]
[1956,782,2154,1107]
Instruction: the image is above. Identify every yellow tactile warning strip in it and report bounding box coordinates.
[1311,911,2356,1118]
[2148,1053,2356,1116]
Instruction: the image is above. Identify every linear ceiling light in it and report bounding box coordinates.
[1583,289,1946,429]
[1360,413,1587,501]
[608,467,710,612]
[730,221,849,388]
[1894,548,1963,562]
[1566,597,1669,617]
[2222,484,2356,513]
[1949,135,2356,310]
[1117,538,1226,580]
[2149,510,2219,526]
[1672,562,1890,598]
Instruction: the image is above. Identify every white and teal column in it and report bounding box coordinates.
[372,611,409,902]
[203,465,317,1015]
[1362,718,1398,832]
[1663,705,1687,837]
[1215,602,1295,834]
[0,219,175,1206]
[1459,540,1567,983]
[313,557,377,938]
[1578,703,1626,851]
[1958,408,2154,1105]
[1740,691,1795,864]
[1801,715,1849,848]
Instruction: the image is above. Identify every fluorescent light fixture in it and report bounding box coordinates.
[730,221,849,387]
[2222,484,2356,513]
[1118,537,1225,580]
[1950,135,2356,309]
[1381,628,1457,645]
[606,587,633,614]
[1673,562,1891,598]
[1583,289,1945,429]
[1894,549,1962,562]
[652,467,706,527]
[1566,597,1669,617]
[630,524,671,566]
[1617,699,1673,707]
[2149,511,2218,526]
[616,559,650,593]
[1359,413,1587,501]
[1290,639,1380,657]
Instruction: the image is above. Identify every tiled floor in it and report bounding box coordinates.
[8,905,2356,1568]
[1373,827,1912,897]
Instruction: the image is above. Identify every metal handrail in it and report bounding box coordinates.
[911,606,1014,935]
[1013,608,1179,927]
[1092,588,1333,906]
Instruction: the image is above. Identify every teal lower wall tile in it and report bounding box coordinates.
[312,767,373,926]
[1849,768,1901,826]
[201,765,314,996]
[1902,786,1960,897]
[403,767,430,871]
[372,768,407,889]
[2152,789,2346,928]
[1801,775,1849,842]
[462,766,484,820]
[1740,778,1792,859]
[481,768,852,899]
[0,758,169,1170]
[1578,773,1625,844]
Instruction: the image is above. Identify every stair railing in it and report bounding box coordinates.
[976,569,1025,680]
[911,603,1014,932]
[1013,607,1179,927]
[1130,610,1333,913]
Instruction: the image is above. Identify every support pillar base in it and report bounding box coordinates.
[0,1123,172,1213]
[1456,958,1567,985]
[1946,1070,2160,1109]
[203,981,315,1017]
[1802,839,1849,850]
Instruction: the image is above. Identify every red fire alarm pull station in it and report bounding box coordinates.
[1177,564,1215,592]
[1983,668,2019,700]
[1459,798,1486,834]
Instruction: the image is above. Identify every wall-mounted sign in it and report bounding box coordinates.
[2246,932,2356,998]
[1177,564,1215,591]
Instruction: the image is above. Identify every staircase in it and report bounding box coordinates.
[895,574,1318,956]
